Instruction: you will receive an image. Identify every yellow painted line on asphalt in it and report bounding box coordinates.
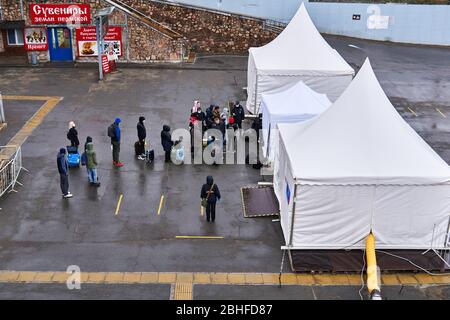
[1,97,63,153]
[0,271,448,286]
[2,95,60,101]
[407,106,418,117]
[436,108,447,118]
[175,236,224,239]
[115,194,123,216]
[157,195,164,216]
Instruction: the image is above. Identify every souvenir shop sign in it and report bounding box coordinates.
[30,4,91,25]
[76,26,122,57]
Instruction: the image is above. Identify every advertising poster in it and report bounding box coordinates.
[76,26,122,57]
[24,27,48,51]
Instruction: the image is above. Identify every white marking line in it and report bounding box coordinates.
[436,108,447,118]
[407,107,418,117]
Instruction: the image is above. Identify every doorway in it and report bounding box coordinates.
[48,27,73,61]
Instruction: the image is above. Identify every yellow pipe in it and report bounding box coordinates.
[366,232,381,295]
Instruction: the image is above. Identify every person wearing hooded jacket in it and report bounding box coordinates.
[200,176,221,222]
[161,125,173,163]
[57,148,73,198]
[86,142,100,186]
[137,116,146,160]
[109,118,123,167]
[84,136,93,153]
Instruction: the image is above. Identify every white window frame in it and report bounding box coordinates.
[7,29,24,46]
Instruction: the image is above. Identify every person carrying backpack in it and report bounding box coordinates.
[108,118,123,167]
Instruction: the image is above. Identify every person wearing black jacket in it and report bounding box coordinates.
[232,101,245,129]
[67,121,80,148]
[200,176,221,222]
[137,116,146,160]
[161,125,173,163]
[57,148,73,198]
[84,136,92,152]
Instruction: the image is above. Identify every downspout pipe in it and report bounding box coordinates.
[366,232,382,300]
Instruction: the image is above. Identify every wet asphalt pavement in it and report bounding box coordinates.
[0,35,449,299]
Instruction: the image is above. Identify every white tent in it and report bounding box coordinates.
[261,81,331,163]
[274,58,450,250]
[246,2,354,114]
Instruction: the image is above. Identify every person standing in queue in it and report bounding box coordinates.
[232,101,245,129]
[57,148,73,198]
[67,121,80,149]
[86,140,100,187]
[108,118,124,167]
[200,176,221,223]
[137,116,147,160]
[161,124,173,163]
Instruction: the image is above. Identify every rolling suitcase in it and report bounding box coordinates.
[67,146,81,168]
[145,149,154,164]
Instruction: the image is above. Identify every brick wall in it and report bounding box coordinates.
[120,0,277,54]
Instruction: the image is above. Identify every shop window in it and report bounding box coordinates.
[7,29,24,46]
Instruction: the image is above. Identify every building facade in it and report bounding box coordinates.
[0,0,277,64]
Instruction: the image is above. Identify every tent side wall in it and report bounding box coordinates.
[253,73,352,114]
[273,138,295,245]
[372,184,450,249]
[289,184,450,250]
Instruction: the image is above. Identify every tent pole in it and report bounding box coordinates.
[254,74,259,115]
[288,184,298,247]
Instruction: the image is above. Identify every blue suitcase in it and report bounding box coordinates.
[67,146,81,168]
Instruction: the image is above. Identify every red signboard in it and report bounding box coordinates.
[30,4,91,25]
[76,26,122,57]
[24,27,48,51]
[102,55,111,74]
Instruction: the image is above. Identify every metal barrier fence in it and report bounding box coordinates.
[0,146,24,200]
[0,93,5,123]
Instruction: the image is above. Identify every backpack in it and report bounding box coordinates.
[107,124,115,139]
[81,152,87,166]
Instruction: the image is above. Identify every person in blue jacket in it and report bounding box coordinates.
[57,148,73,198]
[108,118,123,167]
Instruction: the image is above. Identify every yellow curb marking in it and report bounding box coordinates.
[407,106,418,117]
[157,195,164,215]
[436,108,447,118]
[175,236,224,239]
[193,273,211,284]
[140,272,159,283]
[0,271,448,286]
[123,272,142,283]
[115,194,123,216]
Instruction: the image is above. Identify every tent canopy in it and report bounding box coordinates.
[249,3,354,75]
[278,58,450,185]
[246,3,354,113]
[261,81,331,160]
